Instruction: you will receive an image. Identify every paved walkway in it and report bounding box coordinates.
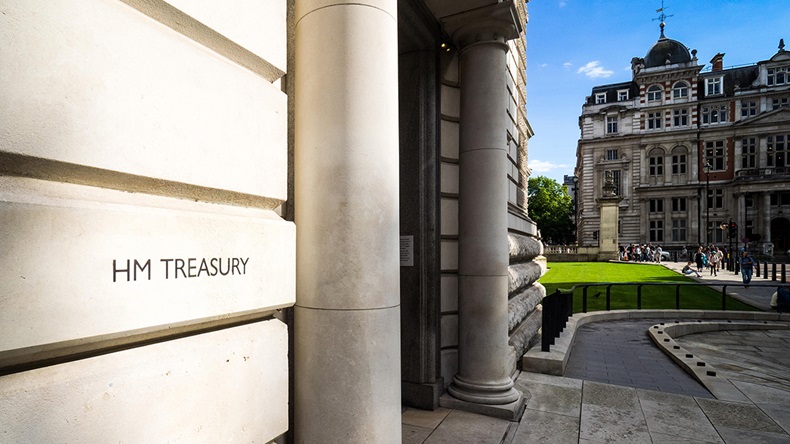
[404,327,790,443]
[660,259,783,311]
[564,319,713,398]
[403,260,790,443]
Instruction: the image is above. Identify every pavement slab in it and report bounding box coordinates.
[715,426,790,444]
[636,390,723,443]
[403,424,434,444]
[402,407,452,429]
[696,398,786,434]
[510,409,580,444]
[515,377,582,418]
[579,403,652,443]
[648,431,723,443]
[423,409,510,444]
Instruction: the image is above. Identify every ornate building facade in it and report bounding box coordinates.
[576,27,790,255]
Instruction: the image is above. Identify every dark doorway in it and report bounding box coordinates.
[771,217,790,253]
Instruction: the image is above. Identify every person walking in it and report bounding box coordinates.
[740,250,755,287]
[709,247,720,276]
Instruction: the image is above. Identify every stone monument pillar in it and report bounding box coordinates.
[293,0,402,442]
[597,171,623,261]
[759,192,774,255]
[439,2,525,420]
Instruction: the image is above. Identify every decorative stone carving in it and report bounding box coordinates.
[603,170,617,196]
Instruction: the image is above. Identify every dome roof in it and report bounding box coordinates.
[644,36,691,68]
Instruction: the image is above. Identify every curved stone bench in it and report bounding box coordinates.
[647,320,790,402]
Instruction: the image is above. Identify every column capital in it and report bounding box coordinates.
[441,1,522,49]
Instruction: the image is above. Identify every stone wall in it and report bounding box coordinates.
[0,1,292,441]
[507,233,547,372]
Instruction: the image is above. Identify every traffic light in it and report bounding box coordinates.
[729,221,738,238]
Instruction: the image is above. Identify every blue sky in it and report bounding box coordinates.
[525,0,790,184]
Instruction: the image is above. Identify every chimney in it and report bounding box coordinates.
[710,53,725,72]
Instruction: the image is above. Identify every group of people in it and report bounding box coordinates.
[634,242,790,313]
[682,245,726,278]
[619,243,664,263]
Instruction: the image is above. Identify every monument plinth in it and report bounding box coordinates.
[596,172,623,261]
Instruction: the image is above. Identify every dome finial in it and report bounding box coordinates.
[780,38,786,51]
[653,0,673,39]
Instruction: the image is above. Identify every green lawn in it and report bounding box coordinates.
[540,262,757,312]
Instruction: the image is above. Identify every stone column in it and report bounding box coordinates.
[737,193,746,240]
[440,2,524,420]
[293,1,401,442]
[760,193,774,255]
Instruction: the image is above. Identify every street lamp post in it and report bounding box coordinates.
[704,160,712,245]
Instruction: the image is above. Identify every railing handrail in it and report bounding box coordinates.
[540,280,786,352]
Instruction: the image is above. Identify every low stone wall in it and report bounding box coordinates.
[544,246,601,263]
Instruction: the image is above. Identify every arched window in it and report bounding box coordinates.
[648,148,664,176]
[672,81,689,99]
[647,85,663,102]
[671,146,687,174]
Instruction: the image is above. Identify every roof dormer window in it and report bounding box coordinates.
[617,90,629,101]
[595,93,607,104]
[705,77,723,96]
[767,66,789,86]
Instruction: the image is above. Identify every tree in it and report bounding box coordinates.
[528,176,575,244]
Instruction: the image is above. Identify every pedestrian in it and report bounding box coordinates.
[694,247,704,272]
[656,245,663,263]
[708,247,720,276]
[771,285,790,313]
[740,250,755,287]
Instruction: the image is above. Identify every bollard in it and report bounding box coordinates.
[764,261,769,279]
[772,262,777,281]
[756,260,760,278]
[783,263,787,283]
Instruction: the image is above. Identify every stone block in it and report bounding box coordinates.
[508,232,542,263]
[163,0,286,71]
[1,1,286,199]
[440,120,460,159]
[508,284,543,331]
[0,178,294,351]
[440,198,459,235]
[440,83,461,118]
[0,320,288,443]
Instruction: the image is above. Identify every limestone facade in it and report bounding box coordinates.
[577,31,790,255]
[1,0,541,441]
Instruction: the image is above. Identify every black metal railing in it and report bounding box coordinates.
[541,289,573,352]
[540,281,785,352]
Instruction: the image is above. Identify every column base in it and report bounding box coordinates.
[439,391,525,421]
[402,379,444,411]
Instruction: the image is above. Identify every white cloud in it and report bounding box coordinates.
[562,62,573,69]
[529,159,569,173]
[559,1,567,7]
[624,65,632,71]
[576,61,614,79]
[540,63,549,68]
